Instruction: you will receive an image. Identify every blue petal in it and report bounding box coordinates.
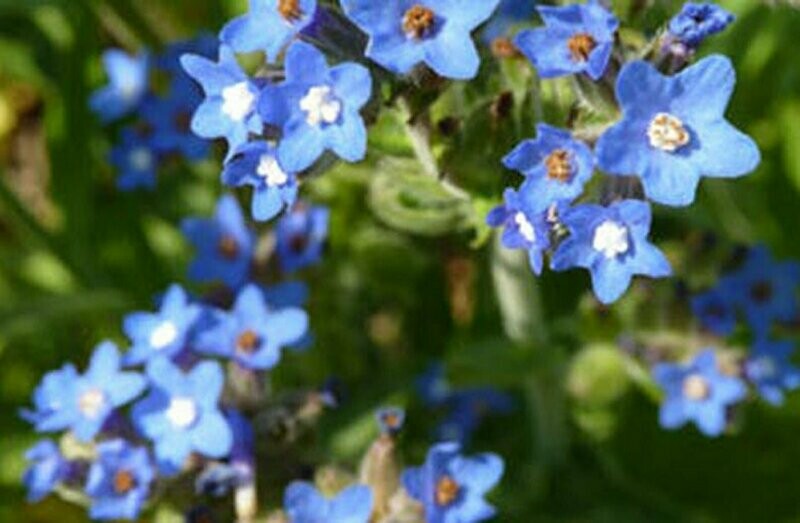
[424,27,481,80]
[191,411,233,458]
[690,120,760,178]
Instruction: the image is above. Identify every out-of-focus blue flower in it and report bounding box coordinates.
[222,141,299,222]
[668,2,734,47]
[85,439,154,521]
[438,389,514,445]
[276,203,329,273]
[194,284,308,370]
[220,0,318,62]
[596,56,761,207]
[486,188,551,275]
[110,128,158,192]
[132,358,233,475]
[156,34,218,75]
[691,279,738,336]
[376,407,406,436]
[23,440,67,503]
[482,0,537,43]
[139,78,210,161]
[181,45,263,160]
[182,194,255,289]
[90,49,149,123]
[515,0,618,80]
[402,442,503,523]
[284,481,373,523]
[23,342,146,442]
[341,0,500,79]
[417,363,451,406]
[552,200,672,305]
[745,339,800,406]
[653,349,746,437]
[258,42,371,172]
[123,284,202,366]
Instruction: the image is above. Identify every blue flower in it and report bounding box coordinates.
[690,281,737,336]
[194,284,308,370]
[90,49,149,123]
[438,389,514,445]
[110,128,158,192]
[258,41,371,172]
[481,0,538,43]
[653,349,746,437]
[181,45,263,160]
[341,0,500,79]
[552,200,672,304]
[514,0,618,80]
[123,284,202,366]
[402,442,503,523]
[744,339,800,406]
[182,194,256,289]
[668,2,734,47]
[23,342,146,442]
[23,440,67,503]
[222,141,299,222]
[284,481,373,523]
[132,357,233,475]
[276,203,329,272]
[155,34,218,76]
[220,0,318,62]
[596,55,761,206]
[416,363,451,406]
[376,407,406,436]
[486,188,551,275]
[85,439,154,521]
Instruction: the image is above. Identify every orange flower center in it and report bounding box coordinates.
[567,33,596,62]
[403,5,436,39]
[278,0,303,22]
[545,149,573,183]
[218,235,239,260]
[113,470,136,494]
[435,475,460,506]
[236,329,260,354]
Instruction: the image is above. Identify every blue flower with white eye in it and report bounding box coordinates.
[194,284,308,370]
[220,0,318,62]
[276,204,329,272]
[402,442,503,523]
[552,200,672,305]
[438,388,514,445]
[486,187,551,275]
[23,440,68,503]
[90,49,149,123]
[258,41,372,172]
[110,128,158,191]
[123,284,202,366]
[482,0,537,43]
[182,194,256,289]
[653,349,746,437]
[284,481,373,523]
[691,279,737,336]
[222,141,299,222]
[596,56,761,207]
[341,0,500,79]
[23,342,146,442]
[744,339,800,406]
[668,2,734,48]
[514,0,618,81]
[131,357,233,475]
[85,439,154,521]
[181,45,263,160]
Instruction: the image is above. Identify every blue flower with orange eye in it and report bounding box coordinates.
[376,407,406,436]
[276,204,329,273]
[284,481,373,523]
[110,128,158,192]
[691,280,737,336]
[85,440,154,521]
[182,194,256,289]
[653,349,746,437]
[596,55,761,207]
[220,0,317,62]
[341,0,500,79]
[514,0,618,80]
[486,187,551,275]
[222,141,299,222]
[23,440,68,503]
[745,338,800,406]
[552,200,672,305]
[668,2,734,48]
[258,41,372,172]
[402,442,504,523]
[90,49,149,123]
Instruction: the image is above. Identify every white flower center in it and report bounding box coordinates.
[256,155,289,187]
[149,321,178,350]
[682,374,710,401]
[78,388,107,419]
[647,112,690,152]
[299,86,342,127]
[129,148,153,172]
[514,212,536,243]
[221,82,256,122]
[592,220,629,259]
[752,356,777,378]
[166,396,198,429]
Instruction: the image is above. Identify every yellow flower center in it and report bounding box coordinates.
[278,0,303,22]
[545,149,573,183]
[435,475,460,506]
[682,374,710,401]
[403,5,436,39]
[567,33,597,62]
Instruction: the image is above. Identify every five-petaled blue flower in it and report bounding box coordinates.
[90,49,149,123]
[85,439,154,521]
[514,0,619,80]
[341,0,500,79]
[552,200,672,304]
[123,284,202,366]
[691,281,737,336]
[23,341,146,442]
[486,187,551,275]
[195,284,308,370]
[132,357,233,475]
[284,481,373,523]
[23,440,68,503]
[668,2,734,48]
[596,55,761,206]
[744,338,800,406]
[402,441,504,523]
[258,41,372,172]
[376,406,406,436]
[182,194,256,289]
[653,349,746,437]
[276,203,329,272]
[110,128,158,192]
[222,141,299,222]
[220,0,318,62]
